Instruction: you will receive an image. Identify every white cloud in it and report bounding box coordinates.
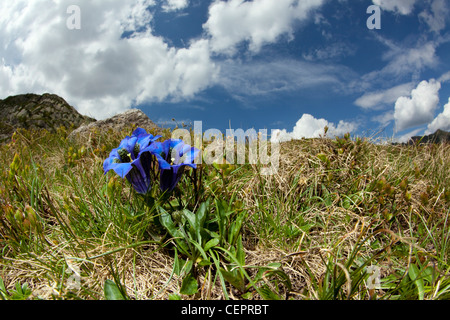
[271,114,358,142]
[217,58,355,103]
[162,0,189,12]
[438,71,450,83]
[419,0,449,33]
[354,82,414,110]
[203,0,324,55]
[372,111,395,126]
[395,127,424,144]
[381,41,437,77]
[425,98,450,134]
[354,38,439,93]
[373,0,448,32]
[0,0,217,120]
[372,0,417,15]
[394,79,441,132]
[302,42,356,62]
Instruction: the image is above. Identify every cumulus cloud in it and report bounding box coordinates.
[372,0,417,15]
[162,0,189,12]
[394,79,441,132]
[271,114,358,142]
[425,98,450,134]
[0,0,217,119]
[203,0,324,55]
[354,82,414,110]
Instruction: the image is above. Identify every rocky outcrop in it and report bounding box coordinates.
[409,129,450,144]
[68,108,162,141]
[0,93,95,143]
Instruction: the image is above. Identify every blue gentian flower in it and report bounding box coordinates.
[103,128,161,194]
[142,139,200,193]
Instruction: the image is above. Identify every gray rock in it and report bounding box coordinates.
[0,93,95,143]
[409,129,450,144]
[67,108,162,141]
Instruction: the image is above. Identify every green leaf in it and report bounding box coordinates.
[241,291,254,300]
[0,278,8,300]
[236,235,245,266]
[173,249,186,276]
[229,210,247,246]
[169,294,182,300]
[180,273,198,296]
[259,284,281,300]
[197,259,213,267]
[215,200,227,240]
[182,209,197,232]
[159,208,180,237]
[104,279,126,300]
[299,223,315,233]
[267,262,282,269]
[204,238,220,252]
[423,266,435,285]
[251,263,284,286]
[196,201,208,229]
[10,282,31,300]
[220,267,246,293]
[409,264,425,300]
[266,269,292,292]
[159,207,190,255]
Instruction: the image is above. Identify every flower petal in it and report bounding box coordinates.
[112,163,134,178]
[126,161,151,194]
[132,127,148,137]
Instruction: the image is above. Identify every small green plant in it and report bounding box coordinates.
[104,279,128,300]
[0,277,33,300]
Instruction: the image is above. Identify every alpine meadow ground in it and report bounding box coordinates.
[0,126,449,300]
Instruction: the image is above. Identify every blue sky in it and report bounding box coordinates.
[1,0,450,142]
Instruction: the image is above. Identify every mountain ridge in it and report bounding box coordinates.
[408,129,450,145]
[0,93,96,143]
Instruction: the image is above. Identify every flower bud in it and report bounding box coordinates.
[14,209,24,222]
[404,191,412,202]
[25,205,37,227]
[9,153,21,177]
[420,192,429,206]
[172,211,183,223]
[4,205,15,223]
[399,178,408,191]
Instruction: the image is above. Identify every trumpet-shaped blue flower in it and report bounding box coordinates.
[103,128,161,194]
[142,139,200,192]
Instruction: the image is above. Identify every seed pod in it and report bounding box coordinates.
[25,205,37,227]
[420,192,429,206]
[172,211,183,224]
[376,176,386,192]
[404,191,412,202]
[4,205,15,223]
[9,153,21,179]
[414,166,420,178]
[399,178,408,191]
[14,209,24,222]
[382,209,394,221]
[22,219,31,230]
